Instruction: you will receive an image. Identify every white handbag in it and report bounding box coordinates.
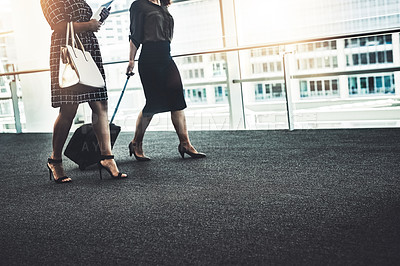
[59,22,105,91]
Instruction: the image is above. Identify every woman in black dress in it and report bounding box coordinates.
[126,0,205,160]
[41,0,127,182]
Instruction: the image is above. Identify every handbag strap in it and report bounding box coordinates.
[65,22,76,48]
[110,73,134,124]
[65,22,88,60]
[65,22,70,46]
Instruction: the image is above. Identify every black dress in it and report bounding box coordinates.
[41,0,108,108]
[129,0,187,116]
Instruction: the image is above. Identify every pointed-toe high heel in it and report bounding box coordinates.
[178,144,206,159]
[47,158,71,184]
[128,142,151,161]
[98,155,128,179]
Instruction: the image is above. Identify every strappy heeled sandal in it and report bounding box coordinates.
[97,155,128,179]
[47,158,71,183]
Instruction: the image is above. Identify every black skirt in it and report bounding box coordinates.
[138,41,187,116]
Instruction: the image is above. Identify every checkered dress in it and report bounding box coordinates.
[40,0,108,108]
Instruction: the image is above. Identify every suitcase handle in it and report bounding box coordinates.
[110,73,135,124]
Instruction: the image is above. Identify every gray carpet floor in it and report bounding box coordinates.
[0,129,400,265]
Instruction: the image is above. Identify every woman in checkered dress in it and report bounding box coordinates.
[41,0,127,182]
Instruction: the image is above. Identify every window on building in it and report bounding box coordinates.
[261,49,267,56]
[386,51,393,63]
[360,37,367,46]
[213,63,222,76]
[263,63,268,72]
[377,35,384,45]
[185,88,207,103]
[254,82,285,100]
[352,54,359,65]
[276,62,282,71]
[255,84,264,100]
[369,52,376,64]
[360,77,367,94]
[272,83,284,98]
[331,80,338,94]
[309,58,315,69]
[332,56,338,68]
[299,79,339,98]
[377,51,385,63]
[348,75,395,95]
[300,81,308,97]
[215,86,228,103]
[349,77,359,95]
[317,81,323,95]
[376,76,383,93]
[385,34,392,44]
[265,84,270,95]
[331,41,337,50]
[269,62,275,72]
[360,53,368,64]
[324,56,331,68]
[324,80,331,95]
[310,81,316,96]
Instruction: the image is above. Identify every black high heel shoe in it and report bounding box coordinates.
[178,144,206,159]
[47,158,71,183]
[128,142,151,161]
[97,155,127,179]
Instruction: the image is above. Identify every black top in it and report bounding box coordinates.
[129,0,174,49]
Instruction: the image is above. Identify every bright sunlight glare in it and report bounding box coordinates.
[235,0,340,45]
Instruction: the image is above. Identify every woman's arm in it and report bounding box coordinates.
[52,19,102,34]
[126,40,138,74]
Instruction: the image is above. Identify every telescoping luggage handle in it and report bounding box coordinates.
[109,72,135,124]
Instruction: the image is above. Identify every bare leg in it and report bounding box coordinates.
[130,110,153,157]
[49,104,78,182]
[89,100,126,177]
[171,110,198,153]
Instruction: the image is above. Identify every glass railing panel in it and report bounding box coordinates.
[238,47,290,129]
[0,98,15,132]
[289,34,400,129]
[0,98,26,133]
[176,53,230,130]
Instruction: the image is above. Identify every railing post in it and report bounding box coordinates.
[10,79,22,133]
[282,52,295,131]
[219,0,246,130]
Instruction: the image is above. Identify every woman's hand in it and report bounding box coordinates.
[86,19,102,32]
[126,60,135,75]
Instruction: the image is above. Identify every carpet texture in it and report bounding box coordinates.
[0,129,400,265]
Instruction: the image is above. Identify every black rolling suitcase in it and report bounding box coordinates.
[64,73,133,170]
